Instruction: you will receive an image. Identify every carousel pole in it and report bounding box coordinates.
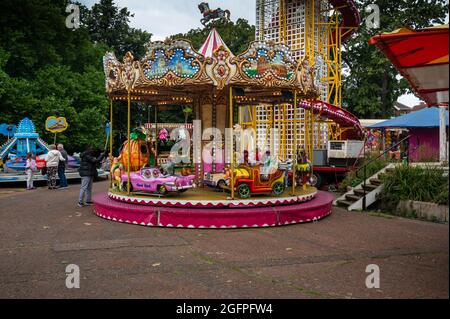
[292,90,298,196]
[309,100,315,191]
[212,91,217,173]
[305,103,310,157]
[109,98,114,188]
[229,86,235,200]
[154,104,158,166]
[310,100,315,174]
[127,90,131,195]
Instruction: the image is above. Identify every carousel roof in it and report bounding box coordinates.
[199,29,233,58]
[103,37,319,104]
[102,36,363,138]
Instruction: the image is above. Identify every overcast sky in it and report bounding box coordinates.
[80,0,256,40]
[79,0,425,108]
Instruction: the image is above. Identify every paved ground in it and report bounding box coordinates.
[0,180,448,299]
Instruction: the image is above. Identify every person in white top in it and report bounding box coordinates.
[25,152,36,190]
[46,144,65,189]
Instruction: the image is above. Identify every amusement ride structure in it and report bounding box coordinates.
[92,1,364,229]
[0,117,49,171]
[254,0,362,158]
[0,117,100,183]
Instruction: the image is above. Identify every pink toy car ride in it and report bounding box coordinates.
[121,167,195,195]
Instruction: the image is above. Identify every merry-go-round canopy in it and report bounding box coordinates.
[198,28,233,58]
[103,30,320,106]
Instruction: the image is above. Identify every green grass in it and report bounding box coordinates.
[190,251,215,265]
[367,212,395,219]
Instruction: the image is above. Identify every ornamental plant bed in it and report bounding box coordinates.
[379,165,449,222]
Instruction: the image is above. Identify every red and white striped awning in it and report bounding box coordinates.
[198,28,234,58]
[370,25,449,106]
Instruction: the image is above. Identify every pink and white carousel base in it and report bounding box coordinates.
[92,191,334,229]
[107,190,317,208]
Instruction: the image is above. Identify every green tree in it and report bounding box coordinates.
[0,0,110,153]
[0,0,97,78]
[84,0,152,59]
[342,0,448,119]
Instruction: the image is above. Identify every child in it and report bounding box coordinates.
[25,152,36,190]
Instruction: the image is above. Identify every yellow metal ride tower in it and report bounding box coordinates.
[239,0,360,162]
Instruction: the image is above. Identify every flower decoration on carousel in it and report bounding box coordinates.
[158,128,169,144]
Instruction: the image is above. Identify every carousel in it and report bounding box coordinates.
[92,29,335,229]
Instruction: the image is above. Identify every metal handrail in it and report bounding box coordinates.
[355,135,412,175]
[351,136,368,171]
[356,134,412,210]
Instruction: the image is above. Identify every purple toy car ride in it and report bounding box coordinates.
[121,167,195,195]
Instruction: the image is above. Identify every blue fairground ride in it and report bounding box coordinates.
[0,117,49,171]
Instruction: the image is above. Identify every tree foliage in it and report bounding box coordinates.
[0,0,151,153]
[342,0,448,119]
[85,0,152,59]
[171,19,256,55]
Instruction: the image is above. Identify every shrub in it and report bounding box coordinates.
[379,165,449,211]
[340,156,389,190]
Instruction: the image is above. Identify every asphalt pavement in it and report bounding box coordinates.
[0,180,448,298]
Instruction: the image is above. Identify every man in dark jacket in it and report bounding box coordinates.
[57,144,69,189]
[77,146,106,207]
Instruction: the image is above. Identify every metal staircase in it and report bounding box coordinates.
[333,163,396,211]
[0,138,17,160]
[37,138,49,151]
[333,134,414,212]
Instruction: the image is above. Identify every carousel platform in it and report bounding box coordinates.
[107,186,317,208]
[93,187,334,229]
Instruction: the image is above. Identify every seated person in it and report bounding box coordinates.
[161,155,175,175]
[255,147,262,163]
[261,150,278,181]
[296,147,311,187]
[237,150,250,166]
[296,147,311,170]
